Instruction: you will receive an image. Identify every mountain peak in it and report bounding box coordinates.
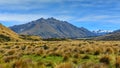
[37,17,57,21]
[47,17,56,20]
[10,18,95,39]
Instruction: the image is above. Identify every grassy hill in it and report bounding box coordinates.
[0,23,22,42]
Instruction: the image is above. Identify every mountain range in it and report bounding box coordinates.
[0,17,119,40]
[10,17,96,39]
[94,29,120,40]
[92,30,112,36]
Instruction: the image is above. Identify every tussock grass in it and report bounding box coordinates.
[0,40,119,68]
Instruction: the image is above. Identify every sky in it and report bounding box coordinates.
[0,0,120,31]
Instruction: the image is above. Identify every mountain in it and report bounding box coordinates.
[95,29,120,40]
[92,30,112,36]
[113,29,120,33]
[0,23,22,42]
[10,17,96,39]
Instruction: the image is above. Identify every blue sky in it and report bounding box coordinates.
[0,0,120,31]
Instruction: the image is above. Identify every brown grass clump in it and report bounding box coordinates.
[105,47,114,54]
[35,49,44,56]
[45,61,54,67]
[63,55,69,62]
[55,62,74,68]
[36,61,46,67]
[21,45,26,50]
[115,56,120,68]
[72,59,78,64]
[13,59,34,68]
[73,53,80,59]
[0,64,3,68]
[5,49,16,55]
[3,55,19,62]
[82,55,90,59]
[99,55,111,64]
[94,50,100,55]
[0,41,120,68]
[80,62,109,68]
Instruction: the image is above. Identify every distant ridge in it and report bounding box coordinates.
[95,29,120,40]
[10,17,96,39]
[0,23,22,42]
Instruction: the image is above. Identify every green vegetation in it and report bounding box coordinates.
[42,38,68,41]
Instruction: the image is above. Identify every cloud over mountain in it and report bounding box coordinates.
[0,0,120,30]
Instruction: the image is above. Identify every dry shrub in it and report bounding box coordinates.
[36,61,46,68]
[94,50,100,55]
[13,59,34,68]
[21,45,26,50]
[49,52,61,57]
[0,49,4,53]
[63,55,69,62]
[0,64,3,68]
[99,55,111,64]
[3,45,11,49]
[105,47,114,54]
[80,62,109,68]
[72,59,78,64]
[35,49,44,55]
[45,61,54,67]
[115,56,120,68]
[55,62,74,68]
[5,49,16,55]
[73,53,80,59]
[82,55,90,59]
[3,55,19,62]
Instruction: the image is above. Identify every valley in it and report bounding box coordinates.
[0,18,120,68]
[0,0,120,68]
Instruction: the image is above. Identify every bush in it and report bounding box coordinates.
[55,62,74,68]
[82,55,90,59]
[99,55,111,64]
[115,56,120,68]
[3,55,19,62]
[63,55,69,62]
[94,50,100,55]
[5,49,16,56]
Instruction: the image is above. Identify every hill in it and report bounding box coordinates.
[0,23,22,42]
[95,29,120,40]
[20,35,41,41]
[10,17,96,39]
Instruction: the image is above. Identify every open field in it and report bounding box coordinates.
[0,40,120,68]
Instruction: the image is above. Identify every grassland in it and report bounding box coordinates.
[0,40,120,68]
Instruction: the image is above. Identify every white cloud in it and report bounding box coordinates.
[0,13,73,24]
[0,0,63,5]
[0,0,63,11]
[77,15,108,21]
[0,13,48,22]
[76,15,120,23]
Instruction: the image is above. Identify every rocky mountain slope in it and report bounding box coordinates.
[10,17,96,39]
